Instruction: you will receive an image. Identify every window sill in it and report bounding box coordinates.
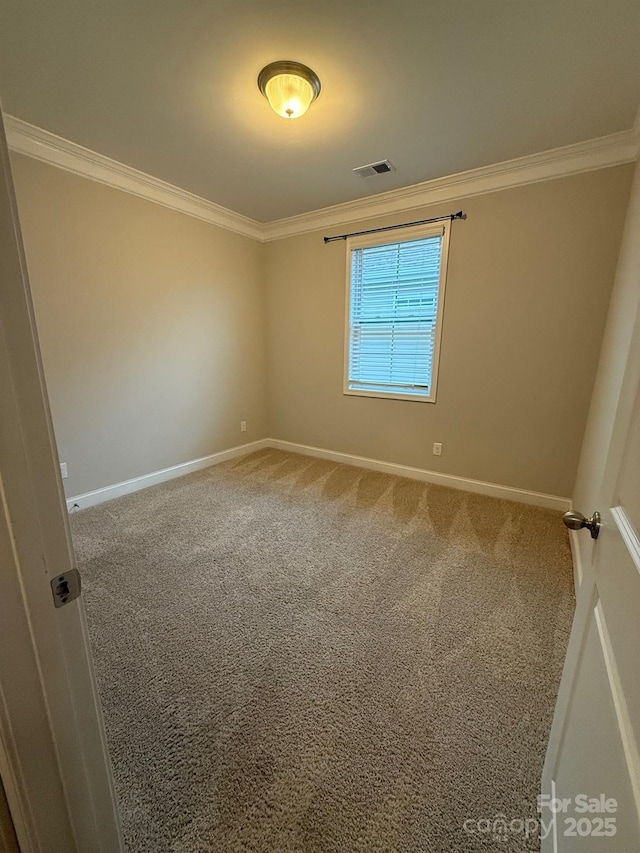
[343,387,436,404]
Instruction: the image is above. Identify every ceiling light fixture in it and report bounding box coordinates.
[258,61,321,119]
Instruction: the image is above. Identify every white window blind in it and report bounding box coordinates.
[346,228,446,401]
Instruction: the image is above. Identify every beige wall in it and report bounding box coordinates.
[12,154,268,497]
[265,167,633,498]
[573,158,640,570]
[11,154,634,503]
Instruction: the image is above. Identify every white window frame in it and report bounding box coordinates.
[343,220,451,404]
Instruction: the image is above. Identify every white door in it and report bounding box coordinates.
[0,104,122,851]
[541,243,640,846]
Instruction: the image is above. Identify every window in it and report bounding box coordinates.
[344,221,450,403]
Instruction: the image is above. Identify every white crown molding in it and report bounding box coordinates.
[263,127,640,241]
[5,115,263,241]
[6,112,640,244]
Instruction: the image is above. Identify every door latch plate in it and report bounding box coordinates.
[50,568,81,607]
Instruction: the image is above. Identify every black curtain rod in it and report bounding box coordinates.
[323,210,467,243]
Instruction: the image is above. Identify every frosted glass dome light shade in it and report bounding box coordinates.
[258,61,321,119]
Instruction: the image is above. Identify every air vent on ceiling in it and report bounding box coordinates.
[353,159,395,178]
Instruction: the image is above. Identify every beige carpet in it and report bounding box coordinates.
[71,448,575,852]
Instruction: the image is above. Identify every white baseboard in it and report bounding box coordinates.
[268,438,571,511]
[67,436,570,513]
[66,439,270,510]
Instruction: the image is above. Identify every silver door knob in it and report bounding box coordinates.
[563,510,601,539]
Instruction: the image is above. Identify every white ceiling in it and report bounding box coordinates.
[1,0,639,222]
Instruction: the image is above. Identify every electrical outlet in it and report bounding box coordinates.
[60,462,68,479]
[240,420,247,433]
[433,442,443,457]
